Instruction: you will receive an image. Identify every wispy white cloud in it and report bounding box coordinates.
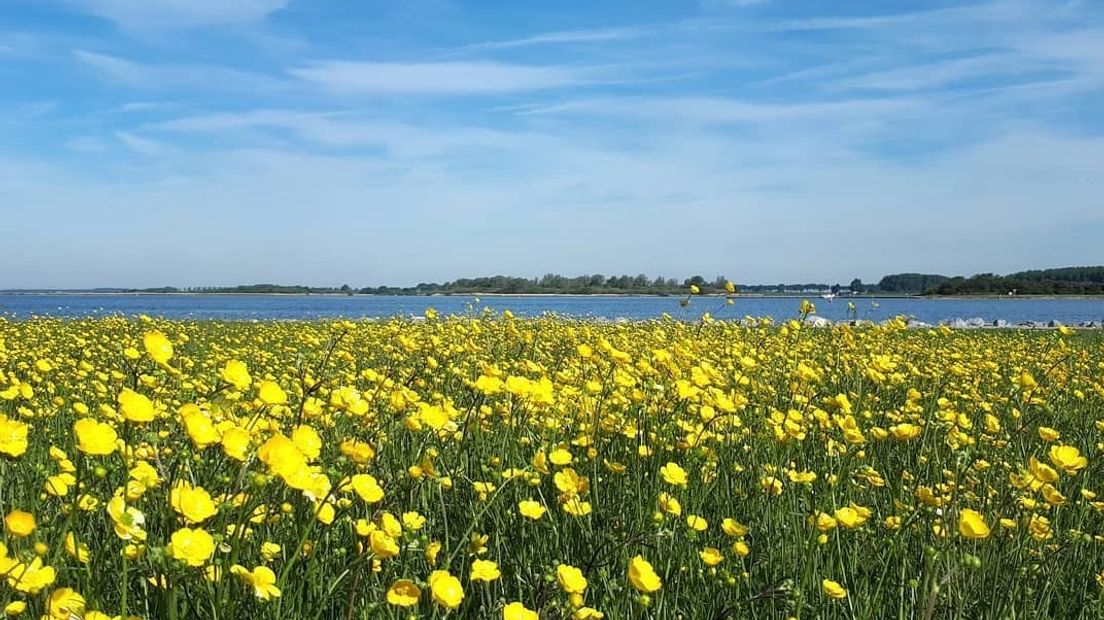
[115,131,176,156]
[64,136,108,152]
[452,27,646,51]
[67,0,289,30]
[289,60,587,95]
[513,95,922,124]
[771,2,1023,32]
[73,49,286,92]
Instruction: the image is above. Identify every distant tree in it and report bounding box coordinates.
[849,278,864,293]
[831,283,841,294]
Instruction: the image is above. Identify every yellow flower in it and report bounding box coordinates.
[890,423,922,440]
[167,527,215,567]
[686,515,708,532]
[46,586,86,613]
[471,559,501,582]
[659,462,688,487]
[0,415,29,458]
[834,505,871,529]
[143,331,174,364]
[822,579,848,599]
[814,512,838,532]
[428,570,464,608]
[106,495,147,542]
[369,531,399,559]
[260,542,281,562]
[1028,514,1052,540]
[503,602,539,620]
[5,557,55,594]
[180,406,220,449]
[721,518,749,537]
[425,540,442,565]
[257,380,288,406]
[574,608,605,619]
[170,481,218,524]
[1049,444,1087,474]
[220,360,253,390]
[73,418,118,455]
[627,555,662,593]
[401,511,426,531]
[557,564,587,594]
[47,587,86,619]
[1038,426,1060,441]
[731,540,750,557]
[4,510,35,538]
[657,493,682,516]
[386,579,421,607]
[561,497,592,517]
[549,447,573,465]
[350,474,385,504]
[518,499,546,520]
[65,532,91,563]
[3,601,26,616]
[231,565,282,600]
[699,547,724,566]
[118,388,155,423]
[958,509,990,539]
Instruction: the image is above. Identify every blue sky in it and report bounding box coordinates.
[1,0,1102,288]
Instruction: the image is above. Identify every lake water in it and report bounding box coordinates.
[1,294,1102,325]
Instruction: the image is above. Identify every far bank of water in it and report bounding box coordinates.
[2,294,1103,325]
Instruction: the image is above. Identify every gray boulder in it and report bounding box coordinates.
[965,317,986,327]
[804,315,832,328]
[993,319,1009,328]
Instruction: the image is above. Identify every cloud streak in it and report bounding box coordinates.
[67,0,289,30]
[289,60,589,95]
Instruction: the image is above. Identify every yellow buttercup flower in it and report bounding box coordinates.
[503,602,539,620]
[699,547,724,566]
[73,418,118,455]
[518,499,546,520]
[386,579,421,607]
[1049,444,1087,474]
[220,360,252,390]
[0,415,29,458]
[167,527,215,567]
[170,481,218,524]
[143,330,174,364]
[257,380,288,406]
[822,579,848,599]
[627,555,662,593]
[47,587,86,619]
[659,462,688,487]
[557,564,587,594]
[231,565,281,600]
[471,559,501,582]
[429,570,464,608]
[118,388,155,423]
[4,509,36,538]
[958,509,990,539]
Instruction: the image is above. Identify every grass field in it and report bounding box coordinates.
[1,308,1102,619]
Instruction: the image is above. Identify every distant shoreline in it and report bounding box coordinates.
[1,291,1102,300]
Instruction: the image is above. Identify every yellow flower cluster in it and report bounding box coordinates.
[0,312,1101,618]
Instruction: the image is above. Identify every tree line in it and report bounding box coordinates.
[107,266,1104,296]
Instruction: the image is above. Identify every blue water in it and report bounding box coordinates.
[1,294,1102,325]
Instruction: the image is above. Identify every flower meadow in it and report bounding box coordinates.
[1,308,1103,619]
